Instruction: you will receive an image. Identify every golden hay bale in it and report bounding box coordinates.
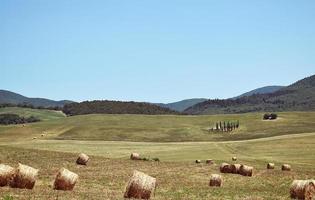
[41,134,45,137]
[239,165,253,177]
[290,180,315,200]
[231,164,241,174]
[54,168,79,191]
[220,163,232,173]
[124,170,156,199]
[267,163,275,169]
[206,159,214,164]
[282,164,291,171]
[76,153,89,165]
[10,163,38,189]
[0,164,15,187]
[209,174,222,187]
[232,157,237,161]
[130,153,140,160]
[195,160,201,164]
[32,137,37,140]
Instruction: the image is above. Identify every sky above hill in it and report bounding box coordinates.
[1,0,315,103]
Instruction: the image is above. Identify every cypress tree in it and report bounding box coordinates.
[223,121,226,131]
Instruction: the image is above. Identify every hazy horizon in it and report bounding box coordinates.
[1,1,315,103]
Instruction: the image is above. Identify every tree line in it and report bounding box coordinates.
[0,114,40,125]
[62,100,180,116]
[210,120,240,132]
[0,103,62,111]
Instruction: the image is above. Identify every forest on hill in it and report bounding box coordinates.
[62,100,180,116]
[184,74,315,115]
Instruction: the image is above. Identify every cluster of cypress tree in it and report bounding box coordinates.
[210,120,239,132]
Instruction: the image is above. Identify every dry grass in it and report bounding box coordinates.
[0,146,314,199]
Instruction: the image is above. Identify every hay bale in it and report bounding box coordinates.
[239,165,253,177]
[124,170,156,199]
[282,164,291,171]
[41,134,45,137]
[10,163,38,189]
[209,174,222,187]
[206,159,214,164]
[267,163,275,169]
[290,180,315,200]
[130,153,140,160]
[0,164,15,187]
[231,164,241,174]
[76,153,89,165]
[195,160,201,164]
[54,168,78,191]
[32,137,37,140]
[232,157,237,161]
[220,163,232,173]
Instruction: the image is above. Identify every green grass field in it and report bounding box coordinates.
[0,108,314,199]
[1,110,315,142]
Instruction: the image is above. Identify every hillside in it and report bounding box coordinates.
[184,74,315,115]
[0,107,65,121]
[156,98,207,111]
[62,100,179,116]
[0,90,73,108]
[234,85,284,98]
[1,109,314,142]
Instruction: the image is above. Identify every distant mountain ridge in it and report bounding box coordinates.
[156,98,208,112]
[184,74,315,115]
[234,86,285,99]
[0,90,73,108]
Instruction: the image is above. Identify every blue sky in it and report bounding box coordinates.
[1,0,314,103]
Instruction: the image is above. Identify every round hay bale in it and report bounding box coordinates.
[220,163,232,173]
[282,164,291,171]
[32,137,37,140]
[232,157,237,161]
[76,153,89,165]
[267,163,275,169]
[239,165,253,177]
[231,164,241,174]
[206,159,214,164]
[209,174,222,187]
[290,180,315,200]
[10,163,38,189]
[0,164,15,187]
[124,170,156,199]
[130,153,140,160]
[195,160,201,164]
[54,168,79,191]
[41,134,45,137]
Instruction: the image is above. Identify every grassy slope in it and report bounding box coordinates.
[0,133,314,199]
[0,109,314,199]
[0,107,65,121]
[1,111,315,142]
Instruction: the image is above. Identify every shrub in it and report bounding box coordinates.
[263,113,270,120]
[270,113,278,120]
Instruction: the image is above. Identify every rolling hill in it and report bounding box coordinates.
[155,98,207,112]
[233,85,284,98]
[0,90,73,108]
[184,74,315,115]
[0,107,65,121]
